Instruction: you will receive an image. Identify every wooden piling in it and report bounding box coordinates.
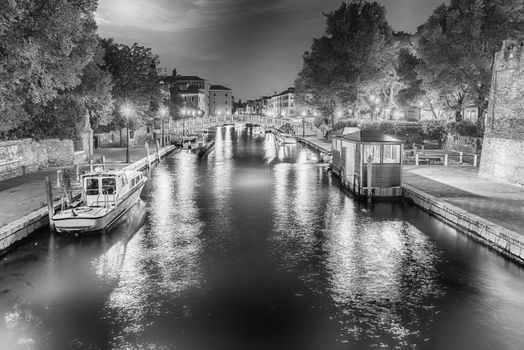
[45,176,55,231]
[155,140,161,162]
[145,142,151,169]
[64,172,72,206]
[367,156,373,204]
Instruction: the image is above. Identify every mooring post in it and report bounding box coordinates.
[45,176,55,231]
[56,169,63,188]
[444,153,449,166]
[155,139,161,162]
[75,164,80,182]
[473,154,478,167]
[89,159,94,172]
[367,155,373,204]
[100,155,106,163]
[415,153,420,166]
[64,172,72,206]
[145,142,151,169]
[459,152,464,164]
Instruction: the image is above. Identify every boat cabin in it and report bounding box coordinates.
[331,129,403,198]
[82,169,143,207]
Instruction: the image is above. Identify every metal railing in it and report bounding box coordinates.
[403,149,480,167]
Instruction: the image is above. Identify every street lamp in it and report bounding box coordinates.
[120,102,134,163]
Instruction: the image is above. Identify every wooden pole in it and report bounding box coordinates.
[155,139,161,162]
[145,142,151,169]
[367,155,373,204]
[64,172,72,206]
[75,164,80,182]
[46,176,55,231]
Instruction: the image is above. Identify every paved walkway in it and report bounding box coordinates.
[403,166,524,235]
[0,146,160,227]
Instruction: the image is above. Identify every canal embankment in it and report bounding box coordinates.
[298,136,524,264]
[0,145,176,255]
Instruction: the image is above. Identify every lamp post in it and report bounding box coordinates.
[120,102,133,163]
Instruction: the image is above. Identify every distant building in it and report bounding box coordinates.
[160,73,210,116]
[209,85,233,116]
[270,87,295,118]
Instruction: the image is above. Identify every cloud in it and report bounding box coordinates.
[96,0,309,33]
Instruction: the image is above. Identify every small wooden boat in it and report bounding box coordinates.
[52,167,147,234]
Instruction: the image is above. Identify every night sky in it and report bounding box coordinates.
[96,0,447,101]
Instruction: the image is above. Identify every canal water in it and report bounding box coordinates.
[1,126,524,350]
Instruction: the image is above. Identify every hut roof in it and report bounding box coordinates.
[337,129,400,143]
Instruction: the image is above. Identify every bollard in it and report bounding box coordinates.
[100,155,106,164]
[45,176,55,231]
[415,153,419,166]
[145,142,151,169]
[155,140,161,162]
[459,152,463,164]
[473,154,478,167]
[444,153,449,166]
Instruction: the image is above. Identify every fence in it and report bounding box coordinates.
[403,149,479,167]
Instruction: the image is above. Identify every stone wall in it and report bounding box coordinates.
[0,138,75,181]
[480,39,524,186]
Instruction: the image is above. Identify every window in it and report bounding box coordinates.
[225,93,228,97]
[213,93,216,97]
[363,145,381,164]
[102,178,116,194]
[225,101,228,104]
[86,178,99,195]
[383,145,401,163]
[129,130,135,139]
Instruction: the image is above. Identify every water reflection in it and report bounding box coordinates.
[101,154,203,348]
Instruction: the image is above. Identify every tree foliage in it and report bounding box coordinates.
[0,0,99,135]
[295,1,406,125]
[100,39,162,129]
[416,0,523,122]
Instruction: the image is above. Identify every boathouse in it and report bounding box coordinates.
[331,129,403,198]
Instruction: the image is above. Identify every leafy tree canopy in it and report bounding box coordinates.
[0,0,98,135]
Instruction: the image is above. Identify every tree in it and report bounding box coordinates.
[100,38,162,132]
[416,0,523,125]
[0,0,99,136]
[295,1,395,126]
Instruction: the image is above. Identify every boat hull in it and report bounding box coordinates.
[53,182,145,235]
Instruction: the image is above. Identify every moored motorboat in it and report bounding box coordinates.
[52,167,147,234]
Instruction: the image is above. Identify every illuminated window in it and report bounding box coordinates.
[363,145,381,163]
[383,145,401,163]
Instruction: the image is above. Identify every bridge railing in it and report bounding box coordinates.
[170,114,292,133]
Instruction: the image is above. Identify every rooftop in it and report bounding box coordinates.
[336,129,401,143]
[210,84,231,91]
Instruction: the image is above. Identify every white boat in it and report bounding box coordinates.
[280,133,297,144]
[52,167,147,234]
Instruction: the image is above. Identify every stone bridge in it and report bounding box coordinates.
[169,114,317,136]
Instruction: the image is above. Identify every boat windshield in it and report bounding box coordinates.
[85,178,99,195]
[102,177,117,195]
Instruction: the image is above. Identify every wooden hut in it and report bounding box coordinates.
[331,129,403,198]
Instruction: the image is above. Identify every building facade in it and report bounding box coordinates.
[209,85,233,116]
